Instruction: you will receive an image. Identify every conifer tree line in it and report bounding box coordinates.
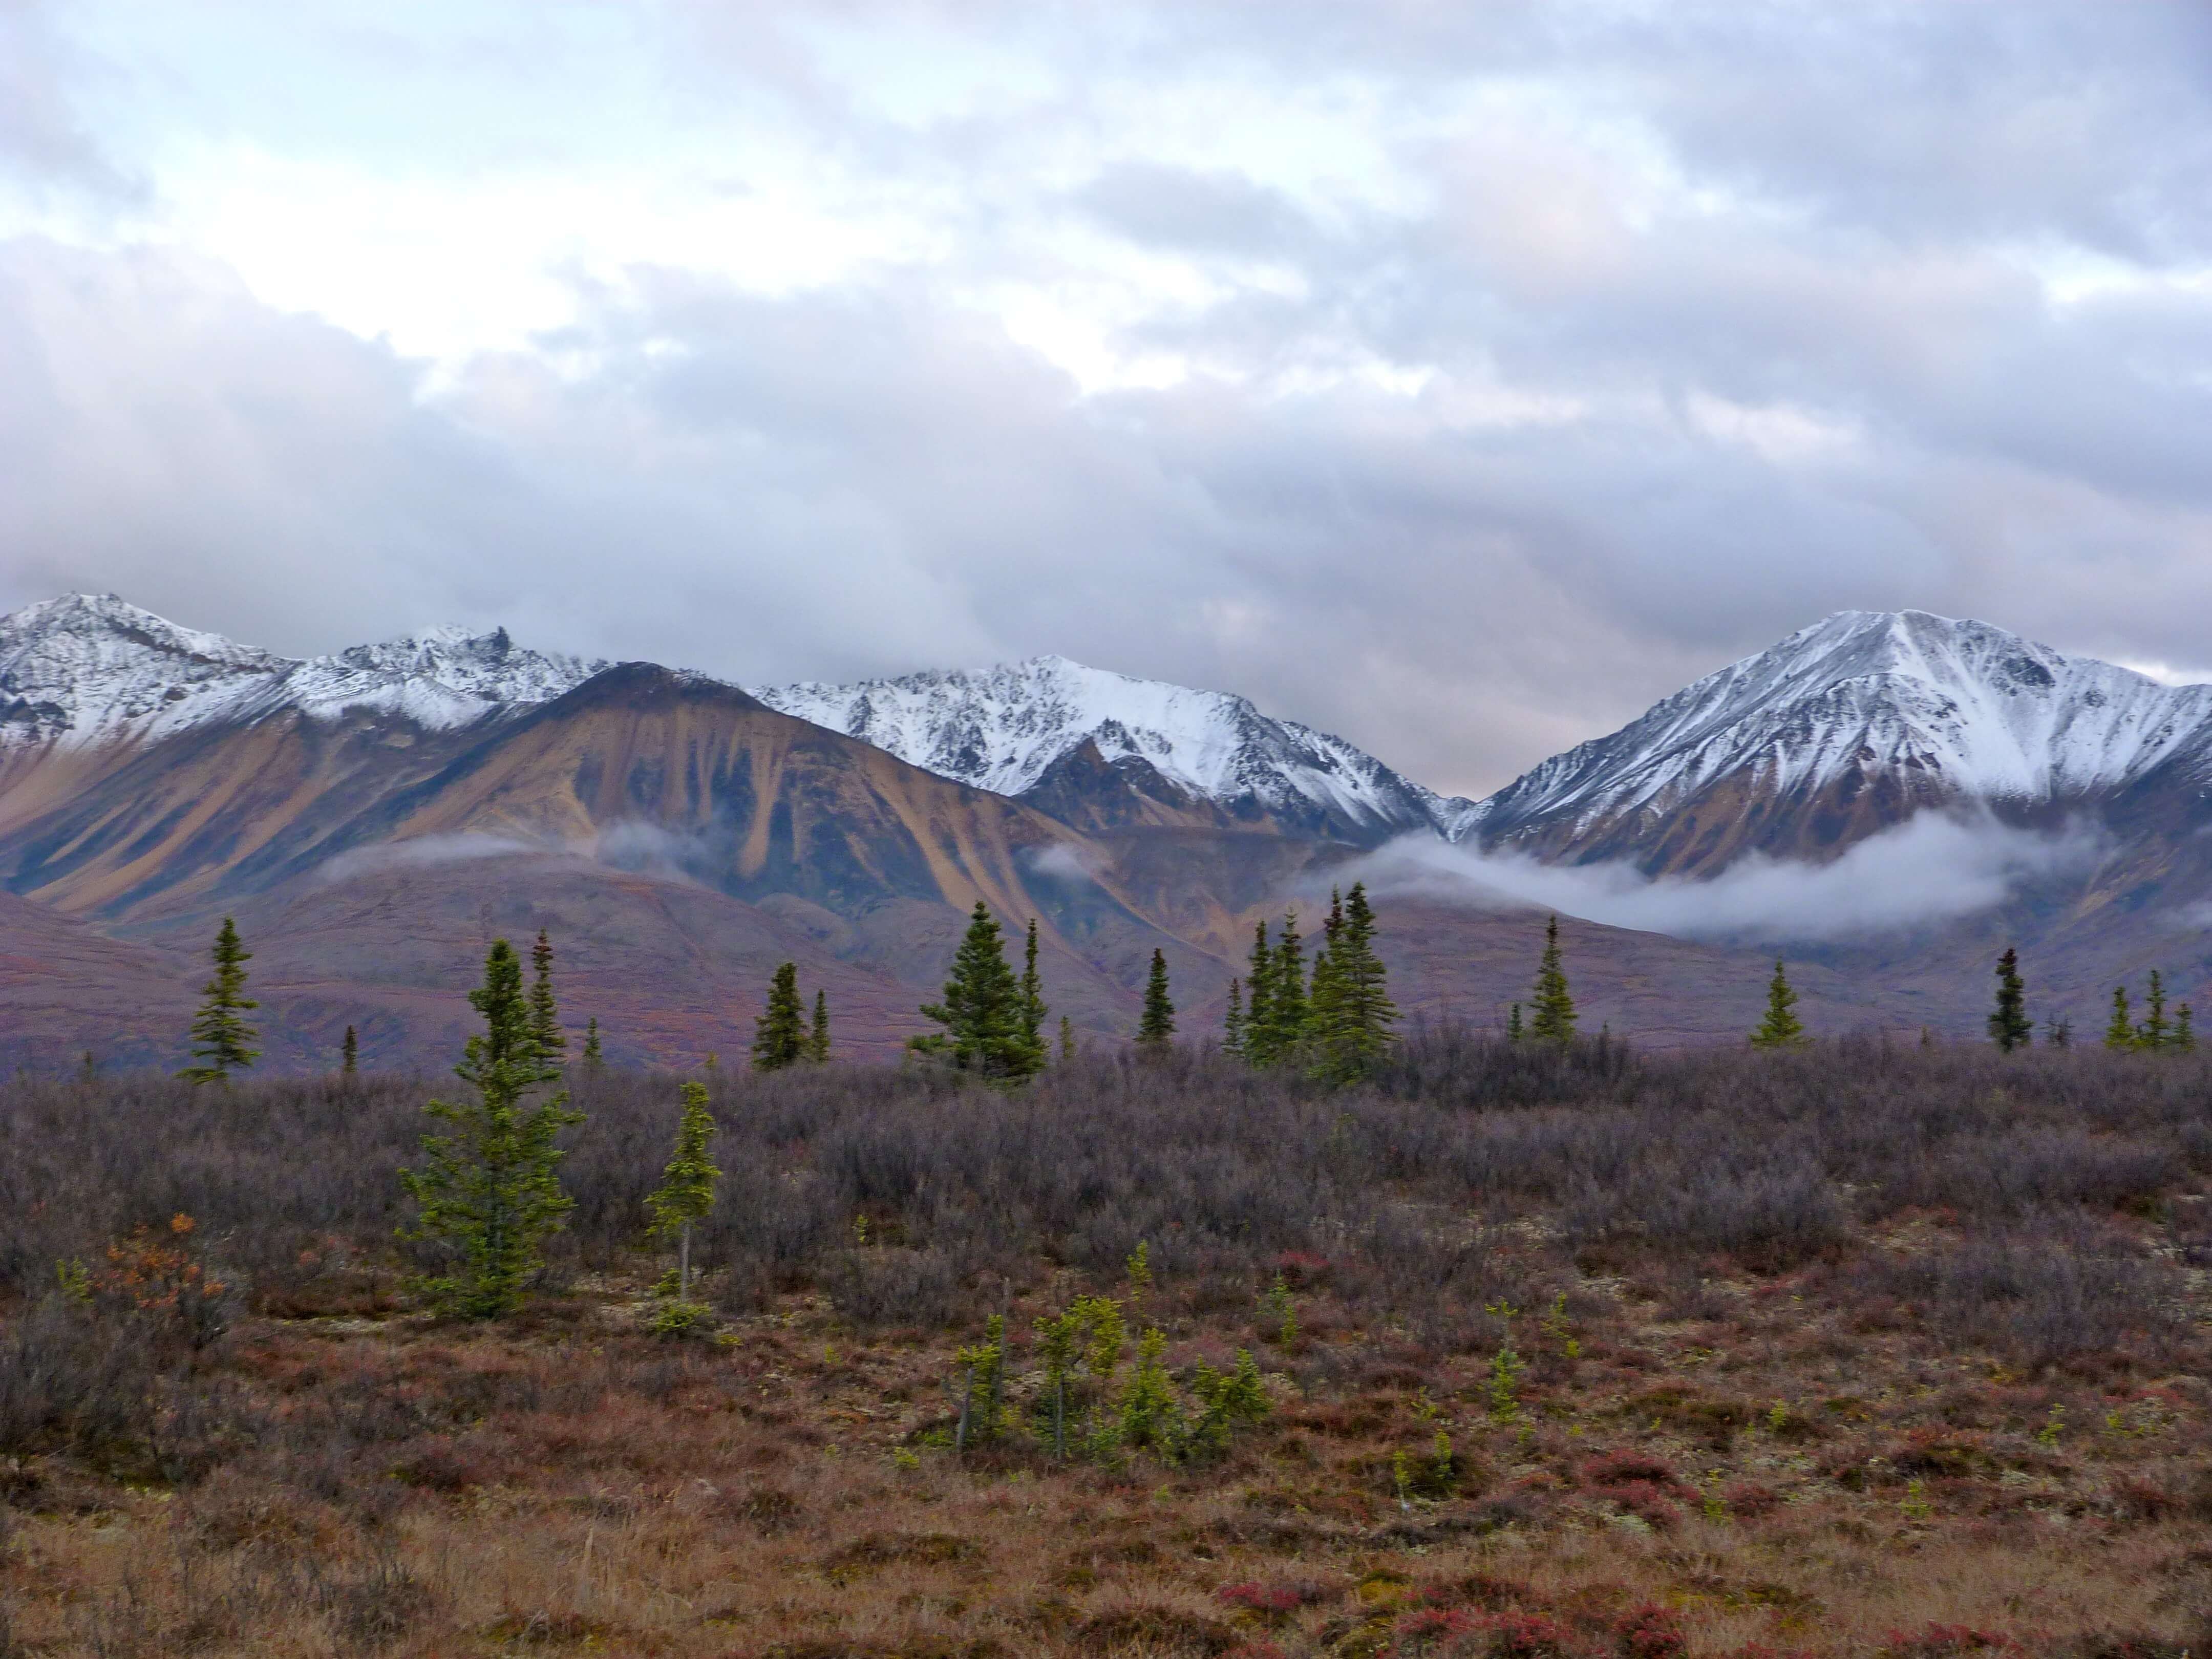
[751,962,834,1071]
[1222,882,1399,1084]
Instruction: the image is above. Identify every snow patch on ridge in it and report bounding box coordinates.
[750,653,1473,837]
[0,594,608,748]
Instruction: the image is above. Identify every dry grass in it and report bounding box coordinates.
[6,1040,2212,1656]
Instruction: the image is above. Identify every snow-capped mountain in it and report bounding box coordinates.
[1465,609,2212,870]
[0,593,609,747]
[751,654,1475,844]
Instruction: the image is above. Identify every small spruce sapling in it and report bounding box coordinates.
[2106,984,2136,1050]
[645,1080,720,1334]
[2139,969,2171,1050]
[180,917,260,1084]
[752,963,807,1071]
[1117,1327,1183,1456]
[1749,959,1808,1048]
[582,1017,604,1067]
[528,929,565,1062]
[1058,1014,1076,1063]
[1987,947,2031,1051]
[1526,917,1576,1046]
[341,1024,358,1076]
[809,989,831,1063]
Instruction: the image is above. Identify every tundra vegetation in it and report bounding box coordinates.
[5,1022,2212,1656]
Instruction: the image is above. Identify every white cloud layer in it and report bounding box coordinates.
[1356,815,2107,943]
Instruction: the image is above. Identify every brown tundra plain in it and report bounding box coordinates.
[4,1036,2212,1657]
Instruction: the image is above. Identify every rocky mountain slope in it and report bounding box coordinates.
[1462,609,2212,871]
[752,654,1475,845]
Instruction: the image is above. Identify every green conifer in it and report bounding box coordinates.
[399,939,584,1317]
[1309,882,1397,1084]
[1750,959,1809,1048]
[528,929,564,1062]
[1260,912,1310,1063]
[1020,918,1048,1066]
[1222,977,1244,1058]
[1987,947,2031,1051]
[1507,1002,1523,1041]
[180,917,260,1083]
[2138,970,2171,1050]
[1242,921,1275,1065]
[909,902,1045,1082]
[1137,949,1176,1046]
[2178,1003,2196,1052]
[1059,1014,1076,1063]
[752,963,807,1071]
[1526,916,1577,1046]
[646,1080,721,1307]
[582,1018,604,1068]
[809,989,831,1063]
[2105,985,2135,1051]
[342,1024,359,1076]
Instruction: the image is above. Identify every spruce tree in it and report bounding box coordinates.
[1507,1003,1523,1041]
[2138,970,2171,1050]
[809,989,831,1063]
[342,1024,359,1076]
[399,939,584,1318]
[1749,959,1808,1048]
[646,1080,720,1309]
[1526,915,1577,1046]
[180,917,260,1084]
[1310,882,1397,1084]
[528,929,564,1062]
[2105,985,2135,1051]
[1059,1014,1076,1063]
[2044,1015,2072,1049]
[1222,977,1244,1058]
[2178,1003,2196,1052]
[1987,947,2031,1052]
[582,1018,604,1068]
[1260,912,1310,1063]
[1137,949,1176,1046]
[752,963,807,1071]
[1019,919,1048,1068]
[1242,921,1275,1065]
[910,902,1044,1082]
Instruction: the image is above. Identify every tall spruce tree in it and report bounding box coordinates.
[528,929,565,1062]
[1987,948,2032,1051]
[1137,949,1176,1047]
[2105,985,2135,1050]
[809,989,831,1062]
[342,1024,359,1076]
[1242,922,1275,1065]
[646,1081,720,1308]
[910,902,1044,1082]
[753,964,807,1071]
[1310,882,1397,1084]
[1222,977,1245,1058]
[1019,919,1048,1067]
[1526,915,1577,1046]
[1749,960,1808,1048]
[1259,912,1310,1063]
[399,939,584,1317]
[180,917,260,1083]
[2138,970,2171,1050]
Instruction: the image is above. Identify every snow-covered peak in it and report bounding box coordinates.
[752,654,1472,838]
[0,594,607,747]
[1467,608,2212,843]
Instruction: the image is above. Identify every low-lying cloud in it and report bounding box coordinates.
[316,832,547,885]
[1356,814,2104,943]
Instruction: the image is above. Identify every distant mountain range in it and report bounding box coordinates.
[2,592,2208,1072]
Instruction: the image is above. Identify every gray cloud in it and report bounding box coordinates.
[4,3,2212,801]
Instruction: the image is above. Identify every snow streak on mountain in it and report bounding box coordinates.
[0,594,609,747]
[750,654,1476,841]
[1466,609,2212,864]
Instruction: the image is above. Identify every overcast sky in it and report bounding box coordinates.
[4,1,2211,796]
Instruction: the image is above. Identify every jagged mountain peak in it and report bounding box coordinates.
[1464,609,2212,866]
[750,653,1473,843]
[0,594,608,748]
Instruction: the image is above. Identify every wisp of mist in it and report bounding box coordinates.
[1357,813,2103,943]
